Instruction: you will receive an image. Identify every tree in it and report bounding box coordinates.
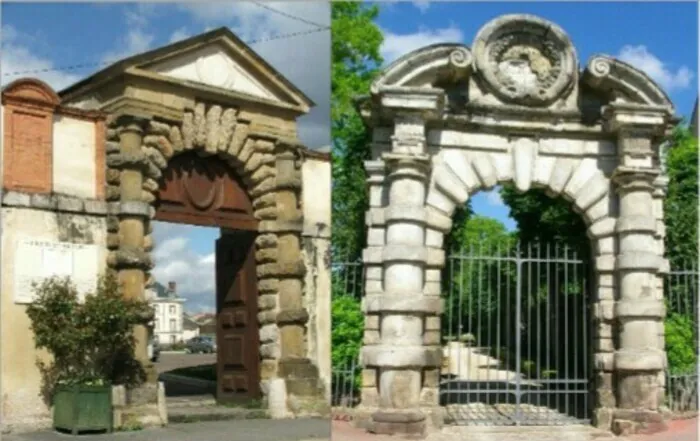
[330,4,383,387]
[664,125,698,267]
[331,2,383,261]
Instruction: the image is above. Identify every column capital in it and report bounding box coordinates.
[602,103,672,138]
[115,115,149,135]
[365,160,387,185]
[612,166,659,192]
[382,153,431,181]
[376,88,445,121]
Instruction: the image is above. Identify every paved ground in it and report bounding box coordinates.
[5,419,330,441]
[627,417,697,441]
[331,418,698,441]
[155,352,215,374]
[156,353,216,397]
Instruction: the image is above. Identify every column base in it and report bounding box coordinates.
[112,381,167,431]
[599,408,668,436]
[277,358,329,417]
[369,409,427,438]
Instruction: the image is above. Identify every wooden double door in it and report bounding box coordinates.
[154,152,261,403]
[215,231,260,403]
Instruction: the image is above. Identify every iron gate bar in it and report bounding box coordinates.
[441,241,591,426]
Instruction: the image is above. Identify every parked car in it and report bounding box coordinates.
[148,336,161,362]
[185,336,217,354]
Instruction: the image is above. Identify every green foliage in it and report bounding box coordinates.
[664,126,699,267]
[331,2,383,261]
[665,312,697,375]
[331,294,364,367]
[25,275,153,402]
[500,185,589,259]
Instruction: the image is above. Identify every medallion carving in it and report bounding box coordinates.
[473,15,577,106]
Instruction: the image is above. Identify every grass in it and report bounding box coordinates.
[168,363,217,382]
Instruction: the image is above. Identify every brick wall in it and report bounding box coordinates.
[1,78,106,198]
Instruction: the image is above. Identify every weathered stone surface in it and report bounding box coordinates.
[355,13,673,438]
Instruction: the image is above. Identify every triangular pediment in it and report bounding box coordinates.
[142,42,281,102]
[59,28,313,114]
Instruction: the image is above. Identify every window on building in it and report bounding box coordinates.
[169,305,176,315]
[154,319,159,331]
[170,319,176,331]
[170,335,176,344]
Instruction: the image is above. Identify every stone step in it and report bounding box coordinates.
[167,395,217,408]
[168,405,269,423]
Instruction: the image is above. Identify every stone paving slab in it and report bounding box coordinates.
[3,419,330,441]
[331,420,623,441]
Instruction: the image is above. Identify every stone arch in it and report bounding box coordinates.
[357,13,675,438]
[103,101,314,409]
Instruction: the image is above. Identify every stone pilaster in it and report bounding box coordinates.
[112,115,156,382]
[606,104,670,434]
[361,109,443,438]
[273,142,326,415]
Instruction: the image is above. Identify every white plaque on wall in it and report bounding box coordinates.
[14,239,99,304]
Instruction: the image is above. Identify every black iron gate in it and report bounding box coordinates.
[440,241,592,426]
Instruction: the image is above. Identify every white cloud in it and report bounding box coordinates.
[101,28,155,64]
[1,25,81,89]
[174,2,331,148]
[381,26,463,64]
[151,222,218,313]
[617,45,693,92]
[413,1,431,13]
[485,188,504,207]
[169,27,190,43]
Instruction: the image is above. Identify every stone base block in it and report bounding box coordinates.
[112,382,167,430]
[611,409,667,436]
[369,409,427,438]
[278,358,329,418]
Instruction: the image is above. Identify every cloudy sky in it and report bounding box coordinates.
[2,1,696,313]
[1,2,330,313]
[377,1,697,229]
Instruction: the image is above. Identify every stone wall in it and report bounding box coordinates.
[0,79,108,433]
[301,154,332,403]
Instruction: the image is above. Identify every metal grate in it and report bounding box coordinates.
[441,241,591,426]
[665,263,699,413]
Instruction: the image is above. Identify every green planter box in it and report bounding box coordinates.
[53,384,113,435]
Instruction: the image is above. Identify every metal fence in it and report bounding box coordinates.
[441,241,590,426]
[330,250,699,420]
[665,262,698,413]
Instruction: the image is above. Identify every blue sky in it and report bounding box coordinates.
[376,1,698,230]
[2,2,330,313]
[2,2,697,312]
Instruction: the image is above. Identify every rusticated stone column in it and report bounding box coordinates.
[112,115,157,382]
[362,110,443,437]
[607,104,670,433]
[273,142,326,414]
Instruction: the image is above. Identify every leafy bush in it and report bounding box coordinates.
[331,294,363,367]
[26,275,153,402]
[665,312,697,375]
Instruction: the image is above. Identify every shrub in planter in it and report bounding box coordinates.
[26,275,153,435]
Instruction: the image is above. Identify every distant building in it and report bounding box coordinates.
[146,281,186,345]
[195,314,217,337]
[182,314,201,341]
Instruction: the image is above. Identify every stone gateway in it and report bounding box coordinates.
[355,14,676,437]
[0,28,330,432]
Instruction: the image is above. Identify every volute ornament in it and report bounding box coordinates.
[473,14,577,106]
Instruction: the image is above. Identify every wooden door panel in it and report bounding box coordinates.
[215,231,259,403]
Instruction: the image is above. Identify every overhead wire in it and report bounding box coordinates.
[2,25,329,79]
